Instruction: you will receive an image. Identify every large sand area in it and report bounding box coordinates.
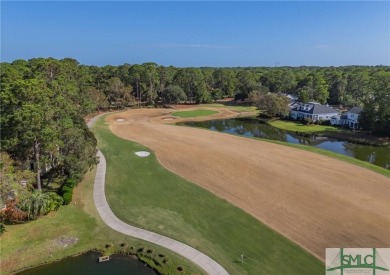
[107,108,390,260]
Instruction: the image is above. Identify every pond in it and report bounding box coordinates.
[17,251,157,275]
[181,118,390,169]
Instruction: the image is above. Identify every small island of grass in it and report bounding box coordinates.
[268,120,343,133]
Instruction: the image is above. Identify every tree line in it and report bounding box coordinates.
[1,58,389,224]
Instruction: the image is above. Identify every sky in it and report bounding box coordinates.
[1,1,389,67]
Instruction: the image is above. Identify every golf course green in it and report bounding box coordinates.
[171,109,218,118]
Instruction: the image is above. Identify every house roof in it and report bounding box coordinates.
[291,103,338,115]
[348,107,362,114]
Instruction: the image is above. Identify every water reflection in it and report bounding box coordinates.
[18,251,157,275]
[182,118,390,169]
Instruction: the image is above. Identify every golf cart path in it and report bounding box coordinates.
[87,115,229,275]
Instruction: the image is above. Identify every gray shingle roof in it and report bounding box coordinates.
[348,107,362,114]
[291,103,338,115]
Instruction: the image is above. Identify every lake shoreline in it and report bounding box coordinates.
[251,117,390,147]
[14,250,159,275]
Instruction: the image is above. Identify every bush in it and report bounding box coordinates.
[304,117,313,125]
[61,178,78,205]
[64,178,78,188]
[0,223,5,234]
[46,192,64,212]
[62,190,73,205]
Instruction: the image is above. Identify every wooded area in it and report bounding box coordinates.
[0,58,389,224]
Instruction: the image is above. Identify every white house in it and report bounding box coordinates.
[330,107,362,129]
[290,102,338,122]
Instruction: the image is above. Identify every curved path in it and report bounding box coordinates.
[88,115,229,275]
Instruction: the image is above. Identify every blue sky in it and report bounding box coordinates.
[1,1,389,67]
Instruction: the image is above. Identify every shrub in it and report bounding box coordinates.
[64,178,78,188]
[304,117,313,125]
[45,192,64,212]
[61,178,78,205]
[62,190,73,205]
[0,223,5,234]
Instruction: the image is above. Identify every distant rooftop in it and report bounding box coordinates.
[291,102,338,115]
[348,107,362,114]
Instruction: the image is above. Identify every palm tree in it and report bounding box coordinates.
[20,191,50,219]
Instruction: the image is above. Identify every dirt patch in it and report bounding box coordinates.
[106,108,390,261]
[56,236,79,248]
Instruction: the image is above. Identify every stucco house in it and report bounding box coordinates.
[290,102,338,121]
[330,106,362,129]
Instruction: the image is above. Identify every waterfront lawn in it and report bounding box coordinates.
[0,168,204,275]
[92,117,324,275]
[269,120,343,133]
[172,109,218,118]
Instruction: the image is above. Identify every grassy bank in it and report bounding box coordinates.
[172,109,218,118]
[268,120,343,133]
[0,168,204,275]
[268,120,389,146]
[92,116,323,275]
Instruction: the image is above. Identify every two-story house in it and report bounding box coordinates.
[290,102,338,122]
[330,106,362,129]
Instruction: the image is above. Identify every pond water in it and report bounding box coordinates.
[181,118,390,169]
[17,251,157,275]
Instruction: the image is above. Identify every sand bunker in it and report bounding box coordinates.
[163,118,174,120]
[135,151,150,157]
[116,118,125,122]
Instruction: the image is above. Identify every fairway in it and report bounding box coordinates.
[172,109,218,118]
[107,108,390,262]
[92,116,323,274]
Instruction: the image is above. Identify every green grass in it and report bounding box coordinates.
[92,116,324,275]
[0,168,204,275]
[200,103,258,113]
[269,120,343,133]
[172,109,219,118]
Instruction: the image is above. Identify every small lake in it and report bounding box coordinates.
[181,118,390,169]
[17,251,157,275]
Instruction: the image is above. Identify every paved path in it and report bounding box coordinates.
[88,114,229,275]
